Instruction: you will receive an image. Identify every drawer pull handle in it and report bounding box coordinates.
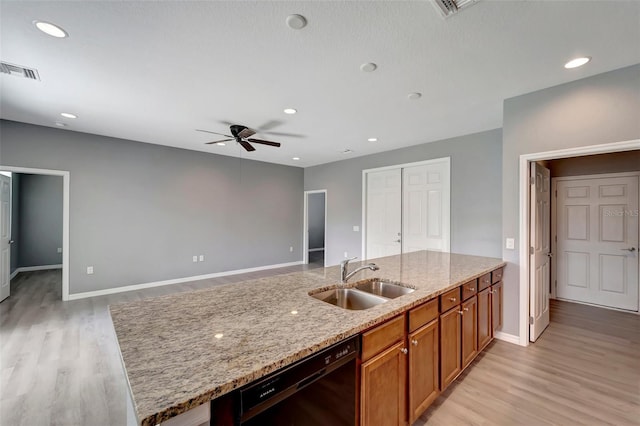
[400,348,408,355]
[449,297,457,302]
[411,339,418,346]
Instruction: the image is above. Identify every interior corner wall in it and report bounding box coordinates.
[502,64,640,337]
[0,120,304,294]
[304,128,503,267]
[16,173,63,268]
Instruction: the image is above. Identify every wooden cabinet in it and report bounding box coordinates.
[461,296,478,369]
[477,288,492,351]
[439,306,461,390]
[408,319,439,424]
[361,340,407,426]
[491,280,503,334]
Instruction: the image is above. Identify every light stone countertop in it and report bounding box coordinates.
[109,250,505,426]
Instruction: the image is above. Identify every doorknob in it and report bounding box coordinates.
[395,239,401,243]
[546,253,553,258]
[621,247,636,252]
[8,240,14,244]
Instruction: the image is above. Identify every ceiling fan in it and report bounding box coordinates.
[196,125,281,152]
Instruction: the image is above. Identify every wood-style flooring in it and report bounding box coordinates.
[1,270,639,426]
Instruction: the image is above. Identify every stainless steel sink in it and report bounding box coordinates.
[355,279,415,299]
[310,288,389,310]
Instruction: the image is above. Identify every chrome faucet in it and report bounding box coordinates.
[340,257,379,285]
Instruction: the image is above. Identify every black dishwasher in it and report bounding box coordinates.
[238,335,359,426]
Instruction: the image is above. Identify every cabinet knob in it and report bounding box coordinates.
[400,348,408,355]
[463,307,469,312]
[458,310,464,315]
[449,297,456,302]
[468,287,475,291]
[411,339,418,346]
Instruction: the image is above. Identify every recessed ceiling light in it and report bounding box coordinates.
[34,21,68,38]
[564,57,591,69]
[286,14,307,30]
[216,142,226,146]
[292,157,300,161]
[60,112,77,119]
[284,108,297,115]
[367,138,378,142]
[407,92,422,100]
[360,63,377,72]
[54,122,67,127]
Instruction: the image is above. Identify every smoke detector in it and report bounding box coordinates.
[431,0,481,18]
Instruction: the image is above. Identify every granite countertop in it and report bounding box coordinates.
[109,250,505,426]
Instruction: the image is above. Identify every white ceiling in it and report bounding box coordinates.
[1,1,639,167]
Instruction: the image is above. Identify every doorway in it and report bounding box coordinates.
[518,140,640,346]
[0,165,70,301]
[362,158,450,260]
[303,190,327,268]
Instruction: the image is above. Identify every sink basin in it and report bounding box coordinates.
[310,288,389,310]
[355,279,415,299]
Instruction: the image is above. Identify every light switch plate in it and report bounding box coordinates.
[199,255,204,262]
[87,266,94,275]
[506,238,515,250]
[192,256,198,263]
[57,247,62,253]
[353,225,359,232]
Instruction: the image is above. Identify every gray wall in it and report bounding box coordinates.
[502,64,640,336]
[304,129,503,266]
[307,192,325,250]
[9,174,20,274]
[548,150,640,177]
[16,174,63,267]
[0,120,304,294]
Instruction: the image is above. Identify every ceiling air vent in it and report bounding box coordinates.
[0,62,41,81]
[432,0,480,18]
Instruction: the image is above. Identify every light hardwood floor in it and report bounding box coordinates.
[1,270,639,426]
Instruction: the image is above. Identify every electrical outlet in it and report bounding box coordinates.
[289,246,293,252]
[57,247,62,253]
[506,238,515,250]
[199,255,204,262]
[86,266,94,275]
[344,251,348,258]
[353,225,359,232]
[192,256,198,263]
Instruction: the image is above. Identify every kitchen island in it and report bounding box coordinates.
[110,250,505,426]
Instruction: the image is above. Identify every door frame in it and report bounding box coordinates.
[518,139,640,347]
[303,190,327,266]
[0,165,70,301]
[550,171,640,307]
[361,157,451,260]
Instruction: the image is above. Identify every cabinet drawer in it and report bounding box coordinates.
[461,279,477,301]
[478,273,492,291]
[492,267,503,284]
[409,298,438,332]
[439,288,461,313]
[361,315,405,362]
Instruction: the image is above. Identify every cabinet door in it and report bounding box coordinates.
[461,296,478,368]
[408,319,439,424]
[361,341,407,426]
[491,281,503,335]
[439,308,461,390]
[477,288,492,351]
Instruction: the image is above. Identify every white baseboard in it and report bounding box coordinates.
[308,248,325,252]
[11,264,63,279]
[494,331,520,345]
[68,261,304,300]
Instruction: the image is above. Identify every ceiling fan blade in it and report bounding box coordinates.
[239,140,256,152]
[257,120,283,131]
[261,131,305,138]
[196,129,233,138]
[205,138,234,145]
[238,128,256,139]
[247,138,281,147]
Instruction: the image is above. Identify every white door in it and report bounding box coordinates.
[402,161,449,253]
[556,175,639,311]
[366,169,402,259]
[1,174,11,303]
[530,163,551,342]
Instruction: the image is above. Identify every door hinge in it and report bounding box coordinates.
[554,235,557,243]
[530,176,535,185]
[530,246,534,255]
[529,316,534,325]
[555,190,557,197]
